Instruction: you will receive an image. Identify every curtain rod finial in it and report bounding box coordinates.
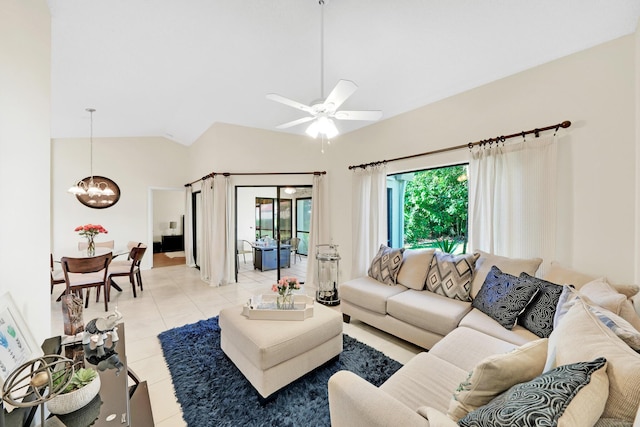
[561,121,571,128]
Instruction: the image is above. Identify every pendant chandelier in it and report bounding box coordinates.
[67,108,116,202]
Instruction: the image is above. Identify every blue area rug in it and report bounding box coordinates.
[158,316,403,427]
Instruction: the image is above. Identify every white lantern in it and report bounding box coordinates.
[316,244,340,306]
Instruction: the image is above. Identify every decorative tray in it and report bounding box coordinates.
[243,294,314,321]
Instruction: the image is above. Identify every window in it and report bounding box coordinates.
[388,164,469,253]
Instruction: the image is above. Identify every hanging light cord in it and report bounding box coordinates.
[319,0,324,99]
[86,107,95,182]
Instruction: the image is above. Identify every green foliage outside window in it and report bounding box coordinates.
[403,165,468,251]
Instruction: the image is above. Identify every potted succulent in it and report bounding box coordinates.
[46,367,101,415]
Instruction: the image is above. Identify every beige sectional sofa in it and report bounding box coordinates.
[329,249,640,426]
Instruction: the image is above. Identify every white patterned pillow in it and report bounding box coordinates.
[426,252,480,301]
[367,244,405,285]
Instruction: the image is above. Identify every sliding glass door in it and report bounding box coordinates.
[234,186,312,283]
[295,198,311,256]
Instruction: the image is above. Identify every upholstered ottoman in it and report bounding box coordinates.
[219,302,343,400]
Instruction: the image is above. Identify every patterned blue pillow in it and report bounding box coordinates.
[471,266,539,329]
[518,273,564,338]
[459,357,607,427]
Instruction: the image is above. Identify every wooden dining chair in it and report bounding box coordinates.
[50,253,66,301]
[60,252,112,312]
[78,240,115,250]
[108,246,147,297]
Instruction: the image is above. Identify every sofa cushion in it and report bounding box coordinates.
[426,252,480,301]
[550,298,640,421]
[471,266,539,330]
[368,244,405,285]
[396,248,435,291]
[447,338,548,421]
[386,290,471,337]
[544,261,639,298]
[339,276,408,315]
[429,326,518,373]
[380,352,468,414]
[458,309,539,346]
[470,250,542,298]
[517,273,564,338]
[459,357,608,427]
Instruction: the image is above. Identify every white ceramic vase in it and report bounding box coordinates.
[46,375,101,415]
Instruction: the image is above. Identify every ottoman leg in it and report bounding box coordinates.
[342,313,351,323]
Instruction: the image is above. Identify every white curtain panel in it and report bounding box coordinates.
[200,177,214,284]
[305,174,330,286]
[184,185,196,267]
[209,175,233,286]
[469,135,557,275]
[351,164,388,278]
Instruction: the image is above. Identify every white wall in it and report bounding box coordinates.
[0,0,51,343]
[333,35,637,284]
[52,137,189,270]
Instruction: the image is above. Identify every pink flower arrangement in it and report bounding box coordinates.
[74,224,108,238]
[272,276,300,297]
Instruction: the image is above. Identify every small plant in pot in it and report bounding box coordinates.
[47,367,101,415]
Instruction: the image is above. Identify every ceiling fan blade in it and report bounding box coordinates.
[266,94,314,114]
[334,110,383,121]
[276,116,315,129]
[324,80,358,110]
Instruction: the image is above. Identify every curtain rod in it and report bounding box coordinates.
[185,171,326,187]
[347,120,571,170]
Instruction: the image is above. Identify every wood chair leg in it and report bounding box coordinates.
[84,289,90,308]
[137,271,143,291]
[103,284,109,312]
[130,274,137,298]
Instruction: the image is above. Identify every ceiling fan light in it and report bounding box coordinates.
[319,117,339,139]
[306,121,320,138]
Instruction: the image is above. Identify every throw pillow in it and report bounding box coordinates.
[367,244,405,285]
[425,252,480,301]
[458,357,608,427]
[543,261,640,298]
[549,298,640,421]
[395,248,435,291]
[517,273,564,338]
[580,278,626,314]
[586,304,640,351]
[447,338,548,421]
[470,250,542,298]
[471,266,539,329]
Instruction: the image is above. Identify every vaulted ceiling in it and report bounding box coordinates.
[48,0,640,145]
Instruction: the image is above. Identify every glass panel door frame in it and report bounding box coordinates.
[234,185,312,283]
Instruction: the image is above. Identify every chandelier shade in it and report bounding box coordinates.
[68,108,120,208]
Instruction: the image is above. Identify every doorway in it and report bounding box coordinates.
[235,186,312,283]
[150,188,186,268]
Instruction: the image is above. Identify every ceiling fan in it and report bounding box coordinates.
[266,0,382,141]
[267,80,383,139]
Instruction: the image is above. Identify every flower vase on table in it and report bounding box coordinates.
[86,236,95,256]
[75,224,108,256]
[272,276,300,310]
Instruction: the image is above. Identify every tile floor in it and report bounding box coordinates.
[50,256,422,426]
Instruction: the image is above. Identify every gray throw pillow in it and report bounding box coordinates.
[367,244,405,285]
[471,266,539,329]
[425,252,480,301]
[518,273,564,338]
[458,357,607,427]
